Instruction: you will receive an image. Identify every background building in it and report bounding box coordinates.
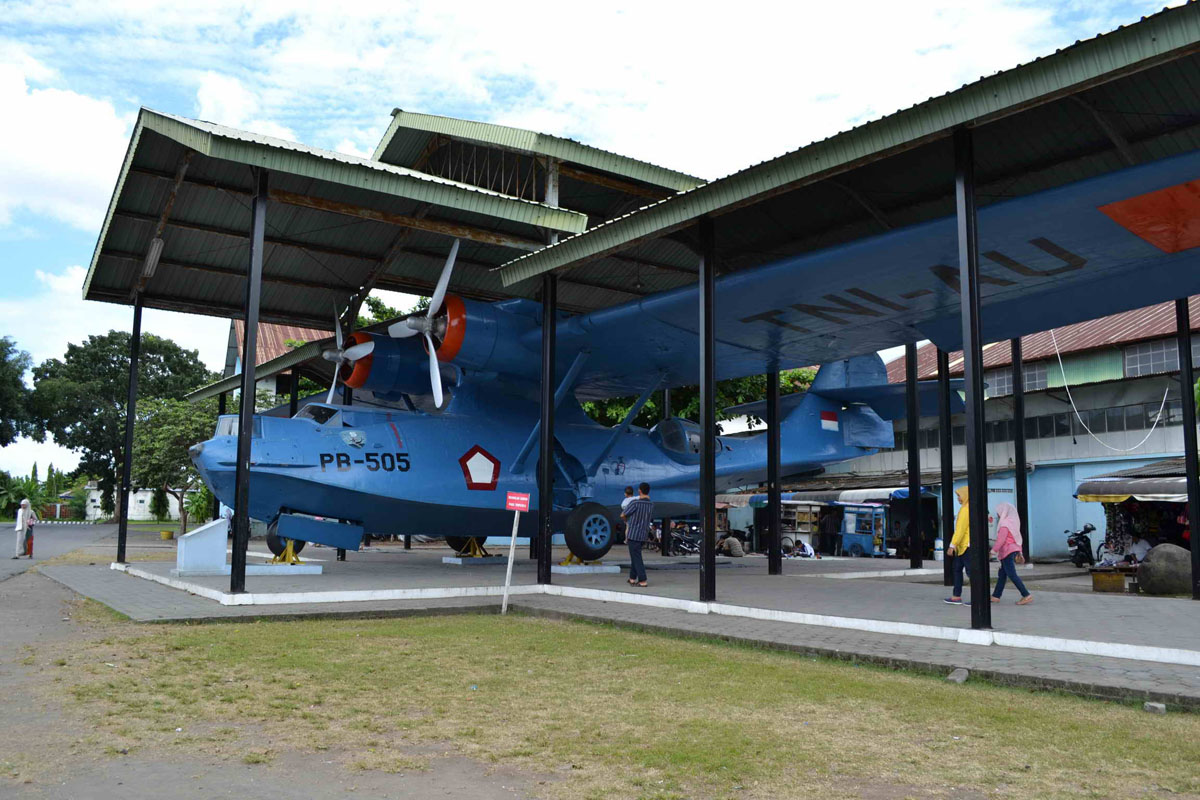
[823,298,1200,558]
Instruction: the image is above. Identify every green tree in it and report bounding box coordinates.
[30,331,215,521]
[0,337,33,447]
[185,484,214,525]
[150,487,170,520]
[132,397,218,536]
[66,476,90,520]
[0,471,20,517]
[15,473,46,512]
[581,369,815,430]
[44,463,61,499]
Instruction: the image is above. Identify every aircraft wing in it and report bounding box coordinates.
[549,149,1200,400]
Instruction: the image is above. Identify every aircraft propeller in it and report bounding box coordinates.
[321,309,376,405]
[386,238,459,408]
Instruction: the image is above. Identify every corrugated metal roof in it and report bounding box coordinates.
[83,108,597,326]
[886,296,1200,382]
[232,321,328,366]
[1090,458,1187,479]
[498,4,1200,289]
[373,109,703,193]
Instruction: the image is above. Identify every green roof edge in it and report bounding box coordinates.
[373,109,704,192]
[85,108,590,300]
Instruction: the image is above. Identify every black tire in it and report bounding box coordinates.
[1072,551,1086,568]
[265,523,306,557]
[848,543,865,557]
[445,536,482,554]
[564,503,617,561]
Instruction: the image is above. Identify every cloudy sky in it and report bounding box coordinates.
[0,0,1173,475]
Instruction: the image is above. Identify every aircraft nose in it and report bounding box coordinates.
[188,443,204,460]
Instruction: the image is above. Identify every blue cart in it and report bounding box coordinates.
[838,502,888,557]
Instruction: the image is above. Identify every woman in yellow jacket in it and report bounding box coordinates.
[944,485,972,604]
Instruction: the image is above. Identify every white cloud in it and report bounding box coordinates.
[0,0,1177,182]
[0,53,131,231]
[5,266,228,370]
[0,265,228,476]
[195,71,297,141]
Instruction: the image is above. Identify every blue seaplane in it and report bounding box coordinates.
[190,147,1200,560]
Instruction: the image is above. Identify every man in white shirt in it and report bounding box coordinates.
[1125,534,1151,564]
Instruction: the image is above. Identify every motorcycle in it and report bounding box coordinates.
[1066,522,1097,567]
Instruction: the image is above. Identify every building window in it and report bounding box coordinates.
[985,362,1047,396]
[1023,362,1048,391]
[985,367,1012,397]
[1125,338,1179,377]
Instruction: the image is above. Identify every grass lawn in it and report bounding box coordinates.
[36,611,1200,799]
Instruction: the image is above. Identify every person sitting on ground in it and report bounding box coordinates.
[795,538,819,559]
[715,532,745,557]
[1123,533,1151,565]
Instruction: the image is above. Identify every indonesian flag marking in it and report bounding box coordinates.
[820,411,839,431]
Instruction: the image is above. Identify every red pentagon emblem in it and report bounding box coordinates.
[458,445,500,491]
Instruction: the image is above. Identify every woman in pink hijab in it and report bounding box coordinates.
[991,502,1032,604]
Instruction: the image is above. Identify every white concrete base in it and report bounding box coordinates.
[172,564,323,577]
[442,556,508,566]
[551,563,620,574]
[823,567,947,580]
[109,562,1200,669]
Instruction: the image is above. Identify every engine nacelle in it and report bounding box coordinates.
[435,296,539,377]
[342,333,432,398]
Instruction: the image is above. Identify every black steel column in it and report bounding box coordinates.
[404,534,411,550]
[536,273,558,585]
[954,128,991,629]
[661,388,672,557]
[115,298,143,564]
[905,342,923,569]
[1175,299,1200,600]
[937,349,954,587]
[699,217,717,602]
[231,168,268,594]
[1012,337,1030,562]
[289,371,299,417]
[767,370,782,575]
[342,385,353,405]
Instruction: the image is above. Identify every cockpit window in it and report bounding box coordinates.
[295,405,342,426]
[654,418,704,455]
[212,416,262,438]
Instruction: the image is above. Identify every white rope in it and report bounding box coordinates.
[1049,328,1169,453]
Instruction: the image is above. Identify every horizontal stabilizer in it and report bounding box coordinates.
[813,380,964,420]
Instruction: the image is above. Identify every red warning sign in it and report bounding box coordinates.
[506,492,530,512]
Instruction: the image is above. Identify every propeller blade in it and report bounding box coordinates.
[388,318,421,338]
[427,239,459,317]
[326,377,338,405]
[333,306,343,350]
[425,332,443,408]
[342,340,375,361]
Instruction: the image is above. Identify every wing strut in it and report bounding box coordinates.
[586,375,664,476]
[510,351,590,474]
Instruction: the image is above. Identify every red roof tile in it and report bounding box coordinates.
[233,321,330,367]
[886,296,1200,383]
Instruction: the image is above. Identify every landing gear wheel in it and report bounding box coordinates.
[564,503,616,561]
[445,536,482,554]
[266,520,306,557]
